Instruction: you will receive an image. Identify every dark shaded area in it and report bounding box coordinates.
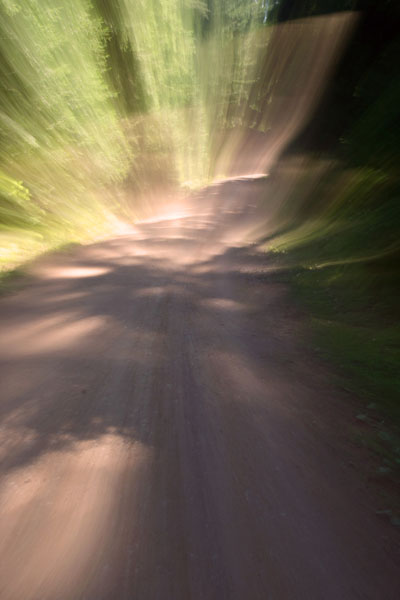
[254,0,400,453]
[279,0,400,163]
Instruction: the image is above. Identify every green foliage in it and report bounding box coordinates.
[265,157,400,429]
[0,0,272,266]
[0,0,134,266]
[261,0,400,461]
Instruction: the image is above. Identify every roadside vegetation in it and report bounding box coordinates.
[263,0,400,474]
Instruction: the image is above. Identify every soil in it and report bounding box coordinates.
[0,179,399,599]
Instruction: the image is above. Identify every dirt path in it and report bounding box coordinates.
[0,179,399,599]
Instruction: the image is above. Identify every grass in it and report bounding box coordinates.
[263,161,400,474]
[0,267,27,296]
[278,262,400,479]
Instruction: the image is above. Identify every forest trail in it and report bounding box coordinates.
[0,179,399,600]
